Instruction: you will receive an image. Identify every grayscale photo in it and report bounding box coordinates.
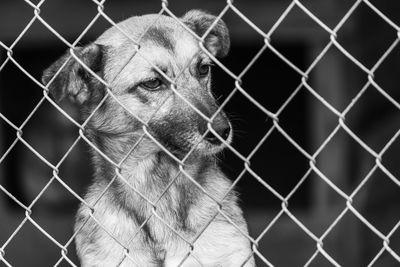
[0,0,399,266]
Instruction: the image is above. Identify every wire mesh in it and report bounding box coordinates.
[1,0,400,266]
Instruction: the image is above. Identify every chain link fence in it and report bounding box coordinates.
[1,0,400,266]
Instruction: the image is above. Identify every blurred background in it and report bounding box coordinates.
[1,0,400,266]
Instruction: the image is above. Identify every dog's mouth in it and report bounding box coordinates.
[153,130,232,158]
[148,121,232,158]
[156,139,230,162]
[191,127,233,156]
[203,127,231,146]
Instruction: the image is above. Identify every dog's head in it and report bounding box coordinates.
[42,10,231,157]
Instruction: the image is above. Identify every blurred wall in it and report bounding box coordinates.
[1,0,399,266]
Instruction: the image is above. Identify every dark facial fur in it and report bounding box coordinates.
[42,10,232,160]
[42,10,255,267]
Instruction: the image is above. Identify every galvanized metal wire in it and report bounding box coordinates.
[1,0,400,266]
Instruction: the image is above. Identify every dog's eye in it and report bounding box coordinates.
[141,78,162,90]
[198,63,211,77]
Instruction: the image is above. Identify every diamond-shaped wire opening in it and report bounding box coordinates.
[267,3,332,47]
[36,0,103,42]
[289,179,348,234]
[0,140,56,207]
[255,212,316,266]
[296,0,358,29]
[321,210,385,266]
[345,85,400,151]
[307,44,368,112]
[0,206,28,252]
[2,218,74,266]
[0,1,36,46]
[369,249,400,267]
[230,0,298,34]
[333,1,400,70]
[245,128,310,197]
[236,44,307,111]
[0,62,45,125]
[312,126,376,195]
[358,168,400,229]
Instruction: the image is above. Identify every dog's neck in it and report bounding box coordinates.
[88,129,213,178]
[89,130,217,237]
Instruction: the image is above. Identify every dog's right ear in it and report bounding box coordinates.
[42,44,106,105]
[181,10,230,58]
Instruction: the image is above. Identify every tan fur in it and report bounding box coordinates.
[43,10,255,267]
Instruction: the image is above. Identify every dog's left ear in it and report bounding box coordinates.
[181,10,230,58]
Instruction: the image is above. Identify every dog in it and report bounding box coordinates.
[42,10,255,267]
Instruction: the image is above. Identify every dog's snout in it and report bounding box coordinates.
[204,117,231,145]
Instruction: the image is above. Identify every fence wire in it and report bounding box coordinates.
[1,0,400,266]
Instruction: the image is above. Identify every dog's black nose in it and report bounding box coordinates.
[204,124,231,145]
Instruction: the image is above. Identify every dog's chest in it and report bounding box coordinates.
[93,194,204,264]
